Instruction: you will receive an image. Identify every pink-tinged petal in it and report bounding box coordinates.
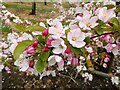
[53,47,63,54]
[55,55,62,62]
[90,16,98,23]
[77,31,85,41]
[67,32,72,41]
[51,39,61,47]
[112,46,118,55]
[55,22,63,30]
[75,41,86,48]
[79,21,86,28]
[69,24,79,30]
[48,55,56,66]
[49,27,57,35]
[71,58,78,65]
[57,59,64,71]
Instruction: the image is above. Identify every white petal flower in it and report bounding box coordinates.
[49,22,65,38]
[96,7,115,22]
[67,29,86,48]
[48,55,63,71]
[111,76,120,85]
[14,52,29,71]
[52,39,67,54]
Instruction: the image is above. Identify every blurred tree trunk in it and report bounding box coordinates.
[29,2,36,15]
[44,0,47,5]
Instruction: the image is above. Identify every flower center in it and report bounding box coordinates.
[86,22,91,27]
[104,13,108,17]
[72,37,77,41]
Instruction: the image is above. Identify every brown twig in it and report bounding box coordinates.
[90,31,118,39]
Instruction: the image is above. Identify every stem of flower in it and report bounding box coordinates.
[90,31,118,39]
[88,68,113,78]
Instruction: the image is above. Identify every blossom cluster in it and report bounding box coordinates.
[0,1,120,85]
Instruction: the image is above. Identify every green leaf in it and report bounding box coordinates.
[35,60,47,73]
[65,28,70,35]
[81,47,87,54]
[40,51,50,61]
[114,6,120,13]
[38,35,46,45]
[13,40,33,60]
[104,4,115,9]
[110,17,119,30]
[1,24,12,33]
[84,37,91,45]
[26,25,46,32]
[70,46,81,55]
[11,22,26,32]
[96,28,105,35]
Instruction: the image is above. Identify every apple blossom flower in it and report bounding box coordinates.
[22,33,33,40]
[0,64,4,72]
[49,22,65,38]
[105,43,118,55]
[40,70,56,79]
[5,66,11,73]
[79,56,85,61]
[104,57,110,63]
[75,7,92,21]
[14,52,29,71]
[67,29,86,48]
[102,34,113,43]
[82,72,93,81]
[51,39,67,54]
[4,19,10,25]
[79,16,98,30]
[76,65,83,72]
[103,63,107,68]
[26,46,35,55]
[111,76,120,85]
[85,46,93,53]
[96,7,115,22]
[48,55,64,71]
[96,41,103,47]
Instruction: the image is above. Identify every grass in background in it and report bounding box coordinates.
[3,3,57,13]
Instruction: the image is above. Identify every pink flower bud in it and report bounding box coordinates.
[86,44,91,48]
[32,40,38,48]
[72,58,78,65]
[29,60,34,68]
[26,46,35,54]
[46,40,52,46]
[42,29,49,36]
[65,47,71,54]
[43,46,49,52]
